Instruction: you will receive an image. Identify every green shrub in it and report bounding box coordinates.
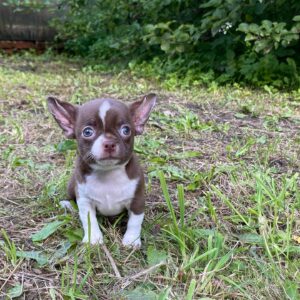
[4,0,300,89]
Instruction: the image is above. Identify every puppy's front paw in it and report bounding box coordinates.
[82,232,103,245]
[60,200,74,212]
[122,233,141,248]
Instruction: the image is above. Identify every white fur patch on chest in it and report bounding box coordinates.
[77,166,139,216]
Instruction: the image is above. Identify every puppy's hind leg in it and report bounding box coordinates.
[60,174,77,212]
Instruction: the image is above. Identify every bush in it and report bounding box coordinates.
[4,0,300,89]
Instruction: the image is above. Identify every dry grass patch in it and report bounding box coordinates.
[0,53,299,299]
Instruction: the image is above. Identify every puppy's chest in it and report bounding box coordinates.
[78,168,139,216]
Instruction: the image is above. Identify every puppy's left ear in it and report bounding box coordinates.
[129,93,156,135]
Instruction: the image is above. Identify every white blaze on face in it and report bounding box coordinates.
[99,101,111,127]
[91,101,119,166]
[90,134,120,167]
[91,134,106,160]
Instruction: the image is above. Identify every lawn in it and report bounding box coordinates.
[0,53,299,299]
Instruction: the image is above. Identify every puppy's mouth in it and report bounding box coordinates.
[84,151,119,161]
[96,158,120,164]
[92,158,121,170]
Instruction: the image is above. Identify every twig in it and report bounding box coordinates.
[123,248,136,265]
[0,197,21,207]
[121,261,165,289]
[101,244,121,278]
[0,259,24,292]
[21,272,56,282]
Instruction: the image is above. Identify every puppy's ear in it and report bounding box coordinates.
[47,97,78,139]
[129,93,156,135]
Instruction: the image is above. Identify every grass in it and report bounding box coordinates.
[0,52,300,299]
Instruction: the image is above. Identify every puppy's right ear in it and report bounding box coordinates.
[47,97,78,139]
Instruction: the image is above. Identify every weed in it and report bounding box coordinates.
[61,255,91,300]
[0,229,18,266]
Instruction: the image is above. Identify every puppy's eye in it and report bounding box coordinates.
[82,126,95,138]
[120,125,131,137]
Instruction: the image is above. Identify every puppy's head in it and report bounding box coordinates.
[47,94,156,170]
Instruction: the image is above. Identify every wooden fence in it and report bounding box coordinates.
[0,4,58,51]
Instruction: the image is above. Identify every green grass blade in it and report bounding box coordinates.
[219,275,252,300]
[183,248,218,270]
[158,171,178,233]
[177,184,185,229]
[185,278,197,300]
[212,185,251,227]
[200,251,232,292]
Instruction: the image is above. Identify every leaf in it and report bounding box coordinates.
[158,287,171,300]
[55,140,77,152]
[249,23,260,33]
[292,15,300,22]
[235,138,255,157]
[161,41,170,52]
[244,33,257,42]
[237,233,264,245]
[261,20,272,31]
[234,113,247,119]
[7,283,23,298]
[284,280,300,300]
[200,0,222,8]
[50,241,72,263]
[147,245,168,266]
[237,23,249,32]
[50,288,56,300]
[186,279,196,300]
[150,157,167,164]
[31,220,66,242]
[125,287,158,300]
[254,40,272,53]
[16,250,49,266]
[292,235,300,244]
[195,228,217,237]
[288,246,300,254]
[64,228,83,243]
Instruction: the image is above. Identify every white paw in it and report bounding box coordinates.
[60,200,74,212]
[122,233,141,248]
[82,232,103,245]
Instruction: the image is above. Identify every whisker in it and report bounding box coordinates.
[84,151,96,163]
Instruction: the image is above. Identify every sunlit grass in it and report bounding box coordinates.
[0,53,299,299]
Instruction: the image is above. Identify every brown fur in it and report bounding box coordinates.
[48,95,156,216]
[126,154,145,214]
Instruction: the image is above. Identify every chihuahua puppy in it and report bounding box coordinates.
[47,94,156,247]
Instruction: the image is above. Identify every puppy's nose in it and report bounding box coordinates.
[103,140,116,153]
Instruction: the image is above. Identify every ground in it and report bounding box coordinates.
[0,53,299,300]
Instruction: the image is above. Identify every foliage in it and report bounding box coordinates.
[50,0,300,89]
[3,0,300,89]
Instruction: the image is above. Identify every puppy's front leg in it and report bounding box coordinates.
[122,211,144,248]
[77,198,103,244]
